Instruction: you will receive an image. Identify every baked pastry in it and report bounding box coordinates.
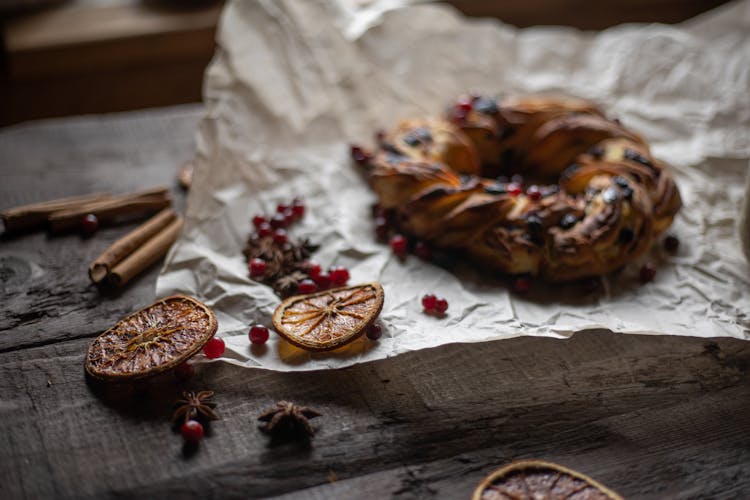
[363,94,682,281]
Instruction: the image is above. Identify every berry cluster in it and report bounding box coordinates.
[371,204,434,261]
[421,294,449,315]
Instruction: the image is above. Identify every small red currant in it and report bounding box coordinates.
[307,262,322,279]
[329,266,350,286]
[507,183,523,196]
[291,198,305,218]
[297,279,318,294]
[313,272,331,289]
[272,228,288,245]
[639,263,657,283]
[366,322,383,340]
[80,213,99,236]
[513,277,531,294]
[526,185,542,201]
[276,203,289,214]
[375,217,390,242]
[252,214,267,228]
[456,95,473,112]
[270,213,287,229]
[257,222,272,238]
[249,258,267,277]
[181,420,204,443]
[390,234,408,257]
[413,241,431,260]
[249,324,270,345]
[434,298,449,314]
[203,337,225,359]
[174,362,194,381]
[422,294,437,311]
[283,208,295,225]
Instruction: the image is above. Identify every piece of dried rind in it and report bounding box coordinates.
[85,295,218,381]
[472,460,623,500]
[273,282,384,352]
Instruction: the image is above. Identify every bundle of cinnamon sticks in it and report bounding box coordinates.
[1,187,183,288]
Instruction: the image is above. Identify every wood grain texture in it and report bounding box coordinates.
[1,108,749,499]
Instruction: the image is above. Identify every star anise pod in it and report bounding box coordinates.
[258,401,321,437]
[172,390,220,424]
[285,238,319,264]
[274,270,308,298]
[244,235,280,261]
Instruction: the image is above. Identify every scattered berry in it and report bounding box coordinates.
[639,263,657,283]
[329,266,350,286]
[421,294,437,311]
[413,241,431,260]
[433,298,449,314]
[203,337,225,359]
[366,322,383,340]
[374,217,390,242]
[390,234,408,257]
[526,185,542,201]
[297,279,318,294]
[507,183,523,196]
[181,420,204,443]
[291,198,305,218]
[513,277,531,294]
[455,95,473,113]
[350,144,371,164]
[307,262,322,279]
[664,235,680,254]
[270,213,287,229]
[174,362,194,381]
[80,214,99,236]
[276,203,289,214]
[313,271,332,289]
[249,258,267,277]
[252,214,267,228]
[249,324,270,345]
[283,208,295,225]
[272,228,288,245]
[257,222,272,238]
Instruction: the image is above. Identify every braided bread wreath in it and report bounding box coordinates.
[361,95,682,281]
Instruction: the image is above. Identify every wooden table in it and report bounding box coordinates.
[2,106,749,499]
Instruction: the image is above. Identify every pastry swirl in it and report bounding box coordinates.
[364,95,681,281]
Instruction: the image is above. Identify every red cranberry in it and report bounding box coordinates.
[174,362,194,381]
[434,298,448,314]
[422,294,437,311]
[507,183,523,196]
[350,144,371,164]
[283,208,295,225]
[291,198,305,218]
[313,272,331,289]
[413,241,432,260]
[257,222,272,238]
[526,185,542,201]
[639,263,657,283]
[390,234,408,257]
[298,279,318,294]
[455,95,473,112]
[307,262,322,279]
[276,203,289,214]
[664,235,679,254]
[249,324,270,345]
[252,214,267,228]
[181,420,204,443]
[375,217,390,242]
[203,337,225,359]
[270,213,287,229]
[249,258,267,277]
[513,277,531,294]
[272,228,288,244]
[329,266,350,286]
[366,322,383,340]
[80,214,99,236]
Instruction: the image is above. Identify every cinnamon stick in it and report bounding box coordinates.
[48,187,171,233]
[1,192,112,233]
[88,208,177,283]
[108,216,184,287]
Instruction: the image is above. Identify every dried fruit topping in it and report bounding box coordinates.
[203,337,225,359]
[273,283,384,352]
[472,460,622,500]
[258,401,321,437]
[172,390,219,424]
[85,295,218,381]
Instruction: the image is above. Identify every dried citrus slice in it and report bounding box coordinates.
[85,295,218,381]
[272,282,384,352]
[472,460,622,500]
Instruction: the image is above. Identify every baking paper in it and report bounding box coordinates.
[156,0,750,371]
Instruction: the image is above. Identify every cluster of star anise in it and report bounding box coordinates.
[243,235,318,297]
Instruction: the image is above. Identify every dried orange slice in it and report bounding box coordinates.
[472,460,622,500]
[85,295,218,381]
[272,282,384,352]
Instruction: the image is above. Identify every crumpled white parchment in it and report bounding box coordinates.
[156,0,750,371]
